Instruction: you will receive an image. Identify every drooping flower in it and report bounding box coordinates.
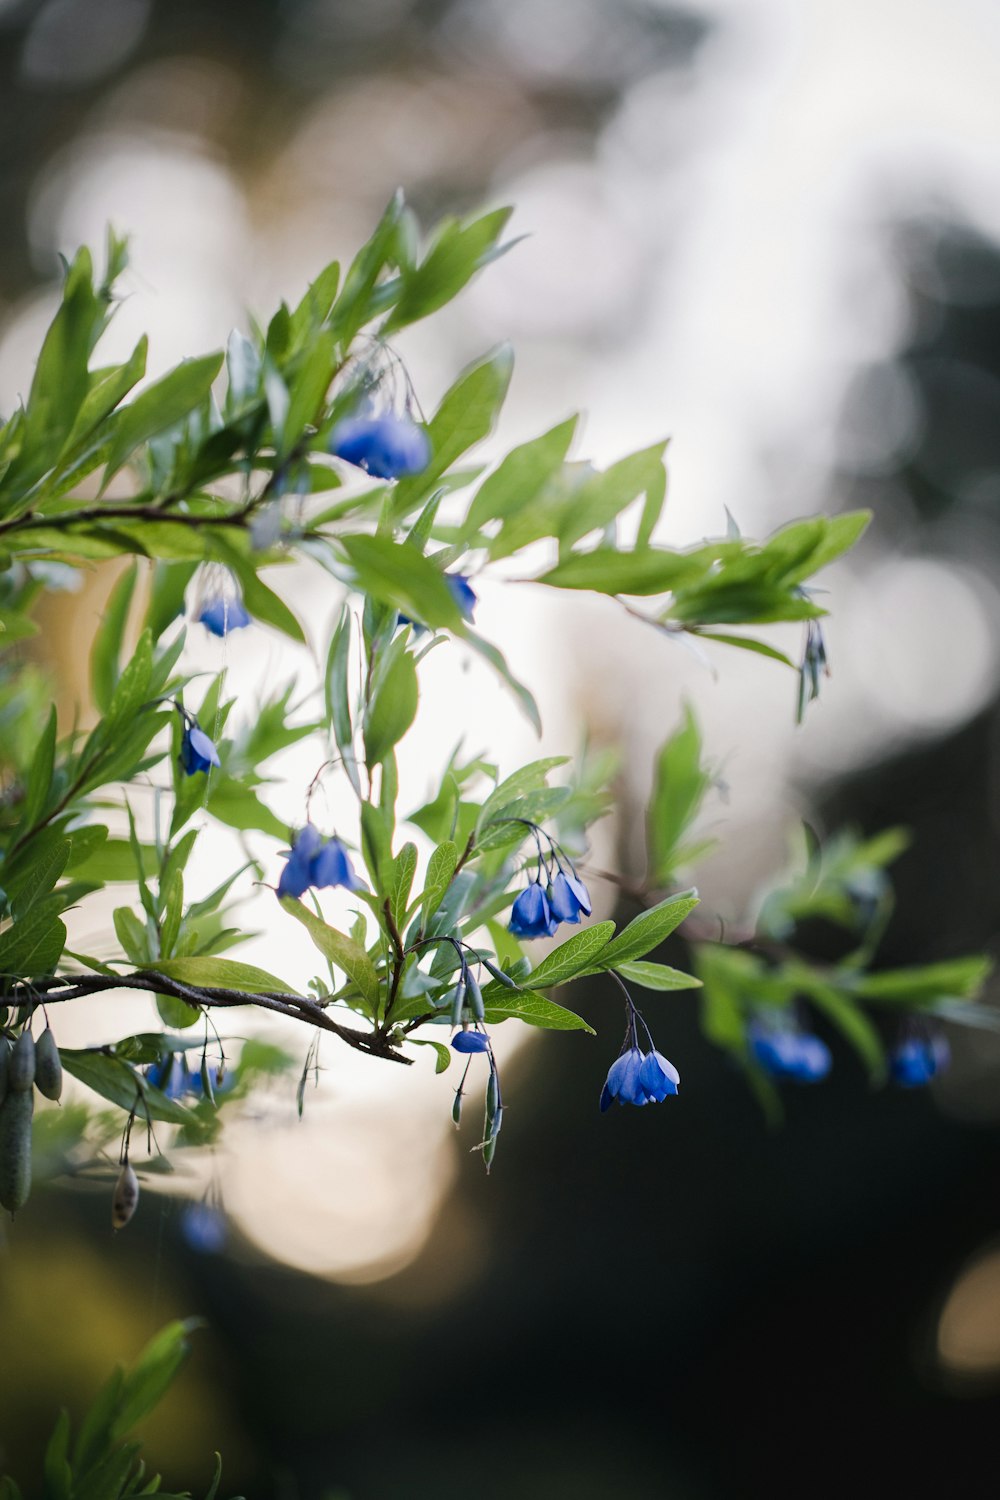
[452,1029,491,1054]
[601,1046,648,1110]
[277,824,366,900]
[197,594,252,637]
[509,880,558,939]
[639,1049,680,1101]
[180,1201,228,1254]
[547,869,592,924]
[890,1034,950,1088]
[180,723,221,777]
[147,1054,199,1099]
[329,414,431,480]
[748,1014,832,1083]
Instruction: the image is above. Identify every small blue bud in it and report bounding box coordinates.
[748,1016,831,1083]
[509,881,558,939]
[452,1029,490,1054]
[180,724,221,776]
[329,415,431,480]
[197,595,252,637]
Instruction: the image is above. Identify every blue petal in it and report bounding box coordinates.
[311,838,350,888]
[791,1034,832,1083]
[564,873,592,917]
[180,725,221,776]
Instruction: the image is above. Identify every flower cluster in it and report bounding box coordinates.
[329,413,431,480]
[276,824,366,900]
[601,982,680,1111]
[508,824,592,940]
[889,1032,950,1088]
[748,1012,831,1082]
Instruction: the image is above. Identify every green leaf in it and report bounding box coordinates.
[341,534,464,630]
[279,898,381,1014]
[144,957,297,993]
[524,922,616,988]
[90,562,139,712]
[5,832,70,918]
[104,353,224,481]
[690,631,795,667]
[408,1037,452,1073]
[537,545,709,595]
[325,609,361,795]
[110,1318,202,1442]
[482,988,594,1032]
[389,842,418,930]
[420,840,458,931]
[21,704,57,830]
[648,707,712,884]
[784,509,871,583]
[0,904,67,977]
[210,538,305,643]
[364,639,418,769]
[615,959,702,991]
[797,973,885,1083]
[382,206,515,335]
[144,560,198,639]
[593,892,699,969]
[60,1050,195,1125]
[462,415,578,538]
[390,347,514,520]
[281,329,336,460]
[43,1409,72,1500]
[478,757,568,831]
[852,957,992,1004]
[206,782,289,840]
[113,907,150,965]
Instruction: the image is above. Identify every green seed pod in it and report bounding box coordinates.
[449,980,467,1028]
[200,1054,215,1106]
[9,1031,35,1093]
[0,1088,34,1212]
[466,972,485,1021]
[34,1027,62,1102]
[112,1162,139,1230]
[0,1039,10,1109]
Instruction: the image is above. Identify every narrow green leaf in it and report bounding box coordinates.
[593,892,699,969]
[420,840,458,931]
[104,353,224,481]
[144,956,296,993]
[280,898,381,1013]
[60,1050,194,1125]
[615,959,702,991]
[482,988,594,1032]
[524,922,616,988]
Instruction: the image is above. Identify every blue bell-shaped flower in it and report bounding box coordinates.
[509,880,558,939]
[197,594,252,637]
[329,415,431,480]
[180,723,221,776]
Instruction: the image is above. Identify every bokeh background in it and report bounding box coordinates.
[2,0,1000,1494]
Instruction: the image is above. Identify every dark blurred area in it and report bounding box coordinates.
[3,1,1000,1496]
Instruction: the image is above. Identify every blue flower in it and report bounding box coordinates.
[639,1049,680,1101]
[147,1054,199,1100]
[547,870,592,924]
[180,723,221,776]
[452,1029,491,1054]
[890,1035,949,1088]
[748,1015,831,1083]
[180,1202,227,1254]
[509,880,558,939]
[277,824,366,900]
[329,415,431,480]
[197,594,252,637]
[600,1047,643,1110]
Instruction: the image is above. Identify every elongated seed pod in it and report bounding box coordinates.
[112,1162,139,1230]
[9,1031,35,1093]
[0,1039,10,1109]
[449,981,467,1028]
[34,1028,62,1102]
[466,972,485,1021]
[0,1088,33,1212]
